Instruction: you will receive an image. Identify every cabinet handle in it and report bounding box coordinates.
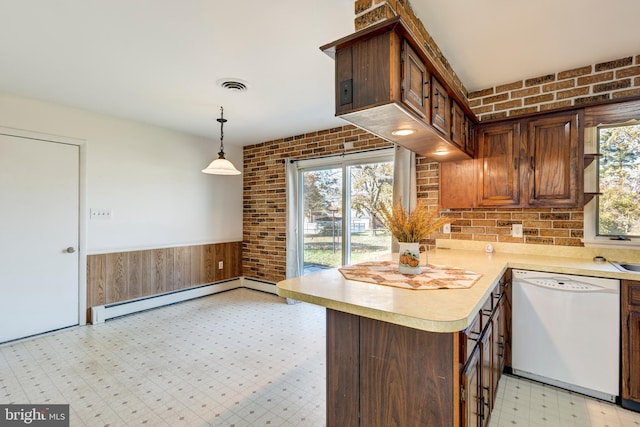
[530,156,535,170]
[513,156,519,170]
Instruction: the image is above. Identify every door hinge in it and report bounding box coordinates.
[460,385,465,402]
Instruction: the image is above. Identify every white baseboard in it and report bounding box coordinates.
[91,279,242,324]
[242,278,278,295]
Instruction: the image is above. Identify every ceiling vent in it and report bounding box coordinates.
[217,78,249,92]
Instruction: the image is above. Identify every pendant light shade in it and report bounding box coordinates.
[202,106,241,175]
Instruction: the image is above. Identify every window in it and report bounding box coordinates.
[584,123,640,246]
[296,149,394,275]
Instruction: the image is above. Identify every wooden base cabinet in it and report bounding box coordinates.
[327,309,456,427]
[459,271,511,427]
[622,280,640,411]
[326,272,512,427]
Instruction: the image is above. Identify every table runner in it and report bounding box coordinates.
[339,260,482,290]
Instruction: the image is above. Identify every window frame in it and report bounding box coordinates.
[583,122,640,248]
[296,148,395,273]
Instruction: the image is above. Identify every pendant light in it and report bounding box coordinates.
[202,106,241,175]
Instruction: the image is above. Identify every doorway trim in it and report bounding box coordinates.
[0,126,87,326]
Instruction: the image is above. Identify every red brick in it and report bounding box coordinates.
[539,100,573,111]
[594,79,631,93]
[355,0,373,14]
[574,94,611,105]
[471,105,494,115]
[494,99,523,110]
[556,87,590,100]
[577,72,614,86]
[616,66,640,78]
[595,56,633,71]
[557,65,592,79]
[482,93,509,104]
[509,106,539,116]
[495,80,523,93]
[511,87,540,98]
[542,80,575,92]
[613,88,640,99]
[480,112,508,121]
[469,88,494,99]
[525,74,555,87]
[524,93,554,105]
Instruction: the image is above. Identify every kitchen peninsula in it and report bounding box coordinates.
[276,240,640,427]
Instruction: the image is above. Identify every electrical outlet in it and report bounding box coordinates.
[90,208,112,220]
[443,223,451,234]
[512,223,523,238]
[218,261,224,270]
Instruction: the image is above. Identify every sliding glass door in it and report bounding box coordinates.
[298,150,393,275]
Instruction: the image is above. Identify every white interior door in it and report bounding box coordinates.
[0,134,79,343]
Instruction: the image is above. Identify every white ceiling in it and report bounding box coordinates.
[1,1,639,147]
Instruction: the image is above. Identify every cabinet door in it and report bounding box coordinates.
[402,40,429,119]
[465,116,476,157]
[526,112,583,207]
[492,297,505,405]
[622,281,640,402]
[451,100,465,148]
[461,347,481,427]
[440,159,476,209]
[431,77,450,135]
[476,122,522,207]
[480,322,493,427]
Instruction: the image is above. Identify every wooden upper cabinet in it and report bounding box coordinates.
[526,112,583,207]
[401,40,429,119]
[476,122,522,207]
[451,100,464,148]
[431,77,450,135]
[465,116,476,157]
[334,29,399,115]
[322,17,472,162]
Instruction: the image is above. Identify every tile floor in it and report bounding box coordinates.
[0,288,638,427]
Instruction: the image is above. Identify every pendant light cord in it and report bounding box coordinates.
[217,106,228,159]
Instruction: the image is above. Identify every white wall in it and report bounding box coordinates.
[0,93,243,253]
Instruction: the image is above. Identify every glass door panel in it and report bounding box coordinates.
[348,161,393,265]
[302,168,343,275]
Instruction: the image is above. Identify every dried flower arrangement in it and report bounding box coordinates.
[377,200,455,243]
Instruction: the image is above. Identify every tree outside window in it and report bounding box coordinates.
[598,124,640,237]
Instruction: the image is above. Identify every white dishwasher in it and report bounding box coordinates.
[512,269,620,402]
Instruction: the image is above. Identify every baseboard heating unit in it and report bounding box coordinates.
[91,277,280,324]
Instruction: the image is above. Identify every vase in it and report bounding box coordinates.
[398,242,422,274]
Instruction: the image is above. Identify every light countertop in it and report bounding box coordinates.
[276,240,640,333]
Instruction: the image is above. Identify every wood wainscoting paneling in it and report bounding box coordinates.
[86,242,242,322]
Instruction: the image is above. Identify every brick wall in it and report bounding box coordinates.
[242,129,587,282]
[242,126,391,283]
[432,207,585,247]
[470,56,640,121]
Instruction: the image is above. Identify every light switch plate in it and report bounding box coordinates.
[443,223,451,234]
[218,261,224,270]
